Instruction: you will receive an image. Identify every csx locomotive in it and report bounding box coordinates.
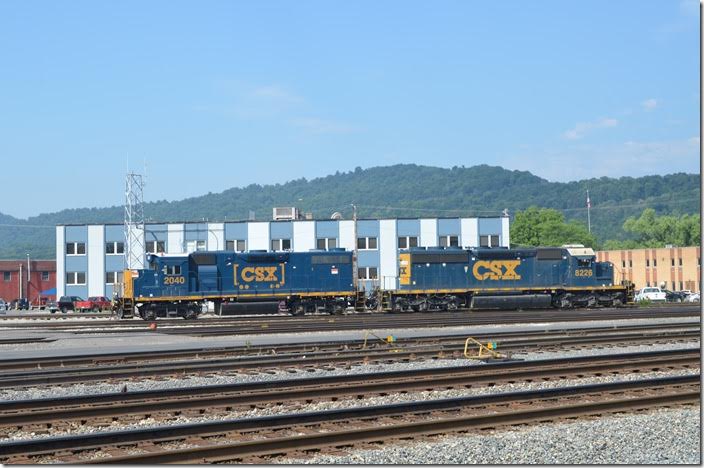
[114,245,632,319]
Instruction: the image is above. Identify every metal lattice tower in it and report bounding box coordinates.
[124,172,146,270]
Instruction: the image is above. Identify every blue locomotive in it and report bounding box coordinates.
[392,245,629,311]
[115,244,632,319]
[119,249,356,319]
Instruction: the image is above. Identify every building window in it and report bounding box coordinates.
[622,261,626,268]
[678,258,682,266]
[66,242,86,255]
[105,241,125,255]
[66,272,86,285]
[629,260,632,268]
[41,271,49,281]
[671,258,675,267]
[679,281,684,291]
[357,237,378,250]
[646,282,650,287]
[358,266,378,280]
[3,272,10,282]
[226,240,247,252]
[271,238,291,251]
[146,241,166,254]
[646,259,649,267]
[398,236,418,249]
[105,271,124,284]
[653,259,657,267]
[439,235,459,247]
[479,235,500,247]
[316,238,337,250]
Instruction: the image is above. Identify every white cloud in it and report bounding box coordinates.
[501,136,700,181]
[290,118,359,134]
[563,117,619,140]
[641,98,658,110]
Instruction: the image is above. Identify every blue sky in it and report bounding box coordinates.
[0,0,699,218]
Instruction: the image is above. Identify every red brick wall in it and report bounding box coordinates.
[0,260,56,305]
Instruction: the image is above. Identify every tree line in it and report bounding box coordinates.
[511,207,701,250]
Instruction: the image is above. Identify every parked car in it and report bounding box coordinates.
[46,300,59,313]
[685,292,700,303]
[57,296,93,313]
[10,298,29,310]
[0,299,7,312]
[663,290,689,303]
[635,287,667,302]
[87,296,112,311]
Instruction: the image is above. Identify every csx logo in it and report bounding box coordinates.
[472,260,521,281]
[233,264,286,288]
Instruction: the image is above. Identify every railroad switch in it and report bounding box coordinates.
[464,336,521,361]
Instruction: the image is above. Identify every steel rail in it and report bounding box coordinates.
[0,321,698,371]
[0,306,697,332]
[0,330,699,389]
[0,375,698,462]
[0,349,697,429]
[0,329,698,388]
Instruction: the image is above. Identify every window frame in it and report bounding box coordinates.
[146,240,166,254]
[3,272,10,282]
[66,242,86,256]
[397,236,418,249]
[41,271,49,281]
[66,271,86,285]
[316,237,338,250]
[226,239,247,252]
[105,241,125,255]
[357,266,379,280]
[271,238,292,252]
[105,271,124,285]
[438,235,459,247]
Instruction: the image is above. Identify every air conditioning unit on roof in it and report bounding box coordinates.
[273,207,298,220]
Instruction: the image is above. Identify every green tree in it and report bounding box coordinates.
[618,208,700,248]
[511,207,596,248]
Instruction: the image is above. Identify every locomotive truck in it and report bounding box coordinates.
[113,245,633,319]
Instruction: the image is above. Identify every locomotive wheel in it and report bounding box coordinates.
[292,303,305,316]
[141,309,156,321]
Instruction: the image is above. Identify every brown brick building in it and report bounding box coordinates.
[0,260,56,305]
[596,246,701,292]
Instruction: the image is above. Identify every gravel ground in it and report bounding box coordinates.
[1,366,699,443]
[281,406,701,464]
[0,340,698,401]
[0,316,698,353]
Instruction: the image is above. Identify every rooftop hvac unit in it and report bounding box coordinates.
[273,207,298,220]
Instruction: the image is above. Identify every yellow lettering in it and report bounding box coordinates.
[472,260,522,281]
[241,267,256,282]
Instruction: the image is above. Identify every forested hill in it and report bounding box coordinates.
[0,164,699,259]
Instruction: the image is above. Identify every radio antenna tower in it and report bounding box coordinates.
[124,171,146,269]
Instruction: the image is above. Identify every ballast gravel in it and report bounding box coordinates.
[282,407,701,464]
[1,367,699,444]
[0,341,698,401]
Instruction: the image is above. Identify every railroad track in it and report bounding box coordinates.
[1,374,698,464]
[0,306,697,336]
[0,348,697,434]
[0,324,698,388]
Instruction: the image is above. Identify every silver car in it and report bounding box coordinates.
[0,299,7,312]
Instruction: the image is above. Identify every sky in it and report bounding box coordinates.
[0,0,699,218]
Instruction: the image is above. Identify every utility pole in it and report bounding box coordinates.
[18,263,22,301]
[26,253,30,304]
[586,190,591,234]
[351,203,358,291]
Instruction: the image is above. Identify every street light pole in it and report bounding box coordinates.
[26,253,30,305]
[351,203,358,291]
